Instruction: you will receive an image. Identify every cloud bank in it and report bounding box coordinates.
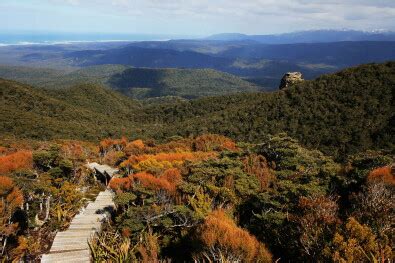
[2,0,394,35]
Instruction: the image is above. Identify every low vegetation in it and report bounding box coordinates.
[88,134,393,262]
[0,139,102,261]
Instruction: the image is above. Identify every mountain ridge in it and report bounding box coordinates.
[206,29,395,43]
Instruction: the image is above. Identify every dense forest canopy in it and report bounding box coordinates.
[0,65,262,99]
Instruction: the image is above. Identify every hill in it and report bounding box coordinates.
[0,79,142,140]
[0,65,261,99]
[65,46,231,68]
[218,41,395,66]
[140,62,395,157]
[107,67,261,99]
[3,40,394,90]
[1,62,394,158]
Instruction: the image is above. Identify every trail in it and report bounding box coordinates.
[41,163,116,263]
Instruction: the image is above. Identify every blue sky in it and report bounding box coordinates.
[1,0,394,36]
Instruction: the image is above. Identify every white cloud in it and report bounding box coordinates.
[4,0,395,34]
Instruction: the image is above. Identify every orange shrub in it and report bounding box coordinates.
[0,150,33,174]
[0,176,24,239]
[124,139,145,155]
[160,168,182,186]
[194,134,237,152]
[61,141,85,161]
[127,139,145,149]
[133,172,173,193]
[368,166,394,185]
[100,138,116,149]
[109,174,134,192]
[196,210,272,262]
[100,137,128,153]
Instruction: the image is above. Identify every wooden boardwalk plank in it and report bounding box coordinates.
[41,186,115,263]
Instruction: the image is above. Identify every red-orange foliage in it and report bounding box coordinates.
[124,139,145,155]
[0,150,33,174]
[194,134,237,152]
[133,172,173,193]
[368,166,394,185]
[100,138,115,150]
[243,154,274,190]
[61,141,85,161]
[109,175,134,192]
[100,137,128,153]
[196,210,272,262]
[0,176,24,239]
[160,168,182,186]
[128,139,145,149]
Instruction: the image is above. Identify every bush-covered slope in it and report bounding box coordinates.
[1,62,394,158]
[141,62,395,157]
[0,65,261,99]
[107,67,260,99]
[0,79,142,140]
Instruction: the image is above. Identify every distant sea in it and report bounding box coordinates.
[0,32,192,46]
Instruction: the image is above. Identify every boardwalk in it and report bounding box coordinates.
[86,162,118,185]
[86,162,118,178]
[41,163,116,263]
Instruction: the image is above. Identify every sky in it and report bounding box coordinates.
[1,0,394,36]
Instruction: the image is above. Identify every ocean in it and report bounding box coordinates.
[0,32,189,46]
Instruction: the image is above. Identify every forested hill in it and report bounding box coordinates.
[0,79,142,140]
[140,62,395,157]
[1,62,394,158]
[0,65,261,99]
[107,67,260,99]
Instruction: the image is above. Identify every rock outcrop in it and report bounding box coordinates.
[279,72,304,89]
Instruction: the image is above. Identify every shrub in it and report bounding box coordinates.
[0,151,32,174]
[195,210,272,262]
